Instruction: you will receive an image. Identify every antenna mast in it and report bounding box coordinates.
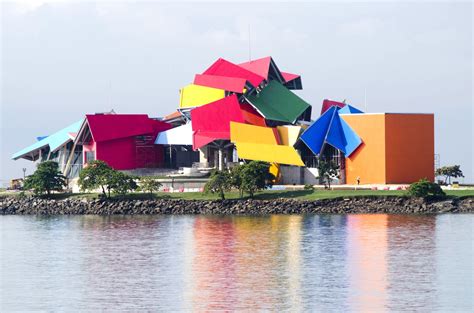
[248,24,251,61]
[364,88,368,112]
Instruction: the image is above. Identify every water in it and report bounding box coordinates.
[1,214,473,312]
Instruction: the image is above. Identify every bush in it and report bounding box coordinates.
[407,178,446,198]
[304,184,315,191]
[204,170,231,200]
[23,161,66,196]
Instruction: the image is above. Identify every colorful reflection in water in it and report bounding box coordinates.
[1,214,472,311]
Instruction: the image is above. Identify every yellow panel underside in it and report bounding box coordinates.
[276,125,302,146]
[179,84,226,109]
[269,163,281,182]
[230,122,278,145]
[235,142,304,166]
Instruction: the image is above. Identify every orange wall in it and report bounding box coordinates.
[342,114,387,184]
[385,114,434,183]
[342,113,435,184]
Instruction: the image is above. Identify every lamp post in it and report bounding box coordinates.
[22,168,27,179]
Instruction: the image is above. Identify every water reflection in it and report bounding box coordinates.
[1,214,473,311]
[347,215,388,312]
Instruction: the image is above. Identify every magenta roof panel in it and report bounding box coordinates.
[86,114,171,142]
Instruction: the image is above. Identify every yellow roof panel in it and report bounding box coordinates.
[235,142,304,166]
[179,84,226,109]
[230,122,278,145]
[277,125,302,146]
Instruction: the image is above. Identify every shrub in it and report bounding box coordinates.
[23,161,66,196]
[304,184,315,191]
[204,170,231,200]
[407,178,446,198]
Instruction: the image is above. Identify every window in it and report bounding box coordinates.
[85,151,95,164]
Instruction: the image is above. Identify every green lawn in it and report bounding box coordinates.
[2,189,473,201]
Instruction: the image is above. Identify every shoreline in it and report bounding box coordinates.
[1,196,473,215]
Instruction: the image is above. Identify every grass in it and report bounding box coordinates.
[1,189,473,201]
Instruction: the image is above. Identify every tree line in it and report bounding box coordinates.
[23,160,162,198]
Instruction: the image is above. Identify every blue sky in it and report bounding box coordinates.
[1,1,472,184]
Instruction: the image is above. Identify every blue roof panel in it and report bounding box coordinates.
[12,119,83,160]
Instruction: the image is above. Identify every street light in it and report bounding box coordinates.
[22,168,26,179]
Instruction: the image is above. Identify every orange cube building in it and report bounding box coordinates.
[341,113,434,185]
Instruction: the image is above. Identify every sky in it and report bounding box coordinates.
[0,1,472,185]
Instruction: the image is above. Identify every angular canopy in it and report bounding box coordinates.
[238,56,285,83]
[234,142,305,166]
[155,123,193,146]
[339,104,364,114]
[84,114,171,143]
[281,71,302,90]
[246,80,310,124]
[230,122,304,166]
[179,84,226,109]
[321,99,346,115]
[191,95,246,150]
[194,74,247,93]
[203,58,265,87]
[276,125,302,146]
[230,122,279,145]
[12,119,83,160]
[300,106,362,157]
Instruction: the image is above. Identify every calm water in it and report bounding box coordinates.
[1,214,473,312]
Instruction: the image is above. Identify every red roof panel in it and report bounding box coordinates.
[281,71,300,83]
[194,74,247,93]
[321,99,346,115]
[238,57,272,79]
[191,95,247,149]
[202,58,265,87]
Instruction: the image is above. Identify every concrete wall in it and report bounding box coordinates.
[279,166,320,185]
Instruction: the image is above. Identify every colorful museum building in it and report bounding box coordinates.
[12,56,435,185]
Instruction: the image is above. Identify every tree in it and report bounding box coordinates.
[108,171,138,196]
[139,176,162,198]
[435,165,464,184]
[408,178,446,198]
[230,165,244,198]
[23,161,66,196]
[78,160,114,198]
[239,161,274,198]
[204,170,231,200]
[317,159,339,188]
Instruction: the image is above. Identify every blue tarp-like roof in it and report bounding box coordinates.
[300,107,362,157]
[12,119,83,160]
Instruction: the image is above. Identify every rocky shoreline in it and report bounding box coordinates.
[1,196,473,215]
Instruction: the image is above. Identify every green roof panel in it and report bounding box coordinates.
[246,80,310,123]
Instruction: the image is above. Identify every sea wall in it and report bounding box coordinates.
[1,196,473,215]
